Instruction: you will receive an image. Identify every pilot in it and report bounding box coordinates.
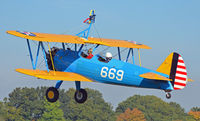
[86,48,93,59]
[105,52,112,62]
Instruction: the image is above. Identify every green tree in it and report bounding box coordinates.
[4,105,24,121]
[0,102,5,121]
[59,88,115,121]
[39,98,65,121]
[4,87,115,121]
[191,107,200,112]
[116,95,193,121]
[5,87,47,120]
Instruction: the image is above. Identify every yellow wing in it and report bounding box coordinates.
[86,37,151,49]
[139,72,172,81]
[7,30,85,44]
[7,30,151,49]
[16,68,93,82]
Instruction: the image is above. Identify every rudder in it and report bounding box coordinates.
[156,52,187,90]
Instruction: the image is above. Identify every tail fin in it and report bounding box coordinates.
[157,52,187,90]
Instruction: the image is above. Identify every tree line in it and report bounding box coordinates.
[0,87,199,121]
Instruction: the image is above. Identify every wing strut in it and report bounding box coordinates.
[138,49,142,66]
[26,39,50,72]
[47,43,55,73]
[117,47,121,61]
[126,48,131,62]
[131,49,135,64]
[62,43,65,50]
[26,39,41,70]
[41,42,49,72]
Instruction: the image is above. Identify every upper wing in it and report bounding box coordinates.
[87,37,151,49]
[7,30,151,49]
[16,68,93,82]
[139,72,172,81]
[7,30,85,44]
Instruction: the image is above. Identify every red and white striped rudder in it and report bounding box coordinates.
[173,55,187,90]
[156,52,188,90]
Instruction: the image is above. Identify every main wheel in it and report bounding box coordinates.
[46,87,59,103]
[74,89,87,103]
[166,92,171,99]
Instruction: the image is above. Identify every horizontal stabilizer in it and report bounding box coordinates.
[139,72,172,81]
[16,68,93,82]
[188,78,194,82]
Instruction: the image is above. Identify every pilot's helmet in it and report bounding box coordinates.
[106,52,112,60]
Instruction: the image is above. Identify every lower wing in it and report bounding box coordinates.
[16,68,93,82]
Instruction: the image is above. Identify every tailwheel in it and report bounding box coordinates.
[74,89,87,103]
[166,92,171,99]
[46,87,59,103]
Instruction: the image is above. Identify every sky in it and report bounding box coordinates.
[0,0,200,111]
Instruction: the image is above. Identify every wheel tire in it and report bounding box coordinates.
[166,92,171,99]
[46,87,59,103]
[74,89,87,103]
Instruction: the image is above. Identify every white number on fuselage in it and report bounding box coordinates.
[100,67,124,81]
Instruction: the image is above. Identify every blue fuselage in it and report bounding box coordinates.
[53,49,173,91]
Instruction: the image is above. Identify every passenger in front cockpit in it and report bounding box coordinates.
[98,52,112,63]
[105,52,112,62]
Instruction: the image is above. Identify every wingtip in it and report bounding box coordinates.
[141,44,152,49]
[146,46,152,49]
[6,30,15,34]
[15,68,23,73]
[6,30,11,34]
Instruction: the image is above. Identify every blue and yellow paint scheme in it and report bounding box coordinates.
[53,49,173,90]
[15,48,173,91]
[7,10,192,102]
[54,49,173,90]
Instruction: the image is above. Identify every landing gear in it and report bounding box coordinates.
[46,81,88,103]
[46,87,59,102]
[166,92,171,99]
[74,89,87,103]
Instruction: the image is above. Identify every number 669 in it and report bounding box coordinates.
[100,67,124,81]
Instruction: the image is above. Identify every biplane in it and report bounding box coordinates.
[7,10,192,103]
